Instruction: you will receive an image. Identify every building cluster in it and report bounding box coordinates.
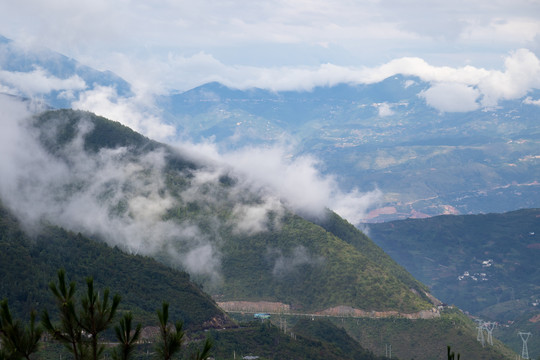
[457,259,494,281]
[458,271,489,282]
[482,259,493,267]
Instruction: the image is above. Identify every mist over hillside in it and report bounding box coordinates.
[2,35,539,223]
[0,95,436,314]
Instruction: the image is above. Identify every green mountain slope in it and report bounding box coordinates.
[217,212,431,312]
[0,199,229,329]
[1,201,392,359]
[1,108,522,359]
[227,309,517,360]
[339,308,516,360]
[368,209,540,356]
[208,320,384,360]
[2,108,435,314]
[368,209,540,312]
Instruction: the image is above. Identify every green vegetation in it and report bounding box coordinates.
[3,109,523,359]
[316,210,432,301]
[369,209,540,313]
[208,320,386,360]
[369,209,540,356]
[338,308,515,360]
[226,309,518,360]
[0,300,42,360]
[34,109,154,154]
[291,318,381,360]
[0,261,385,360]
[112,313,141,360]
[155,302,185,360]
[42,270,121,360]
[25,109,435,313]
[216,212,433,312]
[0,199,227,329]
[0,196,518,360]
[1,270,213,360]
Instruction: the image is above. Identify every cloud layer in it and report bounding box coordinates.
[1,0,539,95]
[0,95,381,287]
[175,141,381,224]
[68,49,540,114]
[0,96,222,282]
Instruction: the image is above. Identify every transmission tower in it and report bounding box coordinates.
[484,322,495,346]
[518,332,532,359]
[475,319,485,347]
[385,344,392,358]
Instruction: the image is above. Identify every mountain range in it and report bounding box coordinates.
[2,33,540,223]
[0,104,517,359]
[0,34,534,358]
[1,99,520,359]
[0,197,393,360]
[158,80,540,222]
[9,107,434,314]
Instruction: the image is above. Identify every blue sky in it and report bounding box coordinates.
[1,0,539,93]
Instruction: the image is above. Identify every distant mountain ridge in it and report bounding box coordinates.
[160,79,540,221]
[0,34,131,108]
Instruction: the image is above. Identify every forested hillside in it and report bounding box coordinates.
[368,209,540,313]
[0,108,435,314]
[368,209,540,356]
[0,106,522,360]
[0,199,229,329]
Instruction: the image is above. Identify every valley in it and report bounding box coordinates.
[368,209,540,357]
[160,80,540,222]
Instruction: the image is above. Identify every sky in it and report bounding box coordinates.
[1,0,539,93]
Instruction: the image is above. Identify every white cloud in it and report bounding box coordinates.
[71,85,176,141]
[232,197,284,236]
[478,48,540,106]
[270,245,324,277]
[420,83,481,112]
[2,0,539,93]
[121,48,540,113]
[176,141,381,223]
[331,188,383,225]
[0,0,538,115]
[0,67,86,96]
[376,102,395,117]
[524,96,540,106]
[461,17,540,45]
[0,94,380,292]
[0,97,224,282]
